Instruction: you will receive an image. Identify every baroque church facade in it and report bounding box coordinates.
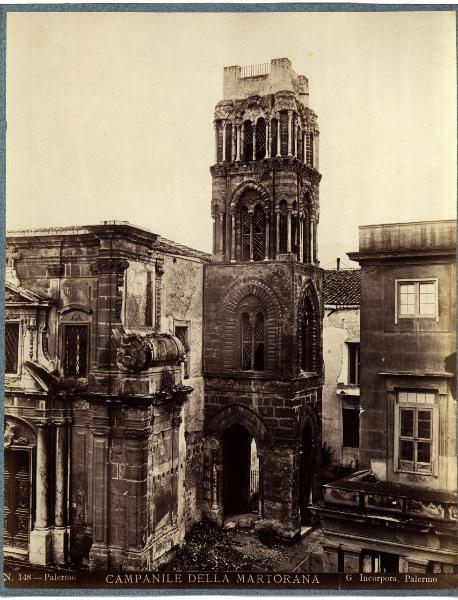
[4,58,324,569]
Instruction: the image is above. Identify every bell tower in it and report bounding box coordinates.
[203,58,323,537]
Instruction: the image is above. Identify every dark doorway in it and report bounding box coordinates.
[223,424,252,515]
[4,449,31,551]
[299,424,313,525]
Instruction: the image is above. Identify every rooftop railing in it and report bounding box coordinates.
[240,62,271,79]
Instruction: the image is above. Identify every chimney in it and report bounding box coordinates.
[337,258,340,271]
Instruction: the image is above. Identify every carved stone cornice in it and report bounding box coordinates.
[90,257,129,275]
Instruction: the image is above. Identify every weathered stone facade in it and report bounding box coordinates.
[322,269,360,467]
[4,223,208,570]
[203,58,324,538]
[317,220,457,573]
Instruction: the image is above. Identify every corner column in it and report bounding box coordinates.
[252,122,256,161]
[248,209,254,261]
[276,117,281,157]
[53,419,69,564]
[29,422,52,565]
[266,120,271,159]
[275,208,280,256]
[222,123,227,162]
[230,205,236,262]
[236,125,241,162]
[287,208,292,253]
[264,214,270,261]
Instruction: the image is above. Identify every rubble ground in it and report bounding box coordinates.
[159,522,324,572]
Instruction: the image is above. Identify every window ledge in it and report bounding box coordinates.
[379,370,454,378]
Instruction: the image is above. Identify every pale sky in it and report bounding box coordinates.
[6,11,456,267]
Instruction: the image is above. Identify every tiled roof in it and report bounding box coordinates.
[324,269,361,306]
[154,237,211,262]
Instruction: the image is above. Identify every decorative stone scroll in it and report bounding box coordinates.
[116,331,184,373]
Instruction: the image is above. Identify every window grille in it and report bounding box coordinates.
[252,206,265,261]
[241,313,252,370]
[64,325,88,378]
[241,312,264,371]
[243,121,253,161]
[280,112,288,157]
[255,119,266,160]
[5,322,19,374]
[241,207,251,262]
[301,298,317,372]
[253,313,265,370]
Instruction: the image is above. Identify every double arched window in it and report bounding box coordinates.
[239,202,266,262]
[255,118,266,160]
[241,312,265,371]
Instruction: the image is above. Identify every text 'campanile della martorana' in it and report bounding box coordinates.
[203,58,324,538]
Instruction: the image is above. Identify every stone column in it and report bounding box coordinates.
[240,125,245,161]
[230,206,236,262]
[312,220,318,264]
[248,210,254,261]
[264,214,270,260]
[287,111,293,157]
[252,123,256,161]
[310,220,315,264]
[231,124,236,161]
[275,209,280,256]
[299,215,304,263]
[29,422,52,565]
[294,123,298,157]
[88,406,111,570]
[53,420,68,564]
[266,120,271,159]
[236,125,241,161]
[212,215,217,255]
[218,213,224,254]
[214,122,218,163]
[287,208,292,253]
[276,118,281,157]
[222,123,226,162]
[314,134,319,169]
[214,212,220,255]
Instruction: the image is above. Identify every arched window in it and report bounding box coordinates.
[241,207,250,262]
[215,120,223,163]
[241,312,264,371]
[253,205,265,261]
[271,118,278,157]
[301,297,318,372]
[243,121,253,161]
[280,111,288,157]
[255,118,266,160]
[225,122,233,161]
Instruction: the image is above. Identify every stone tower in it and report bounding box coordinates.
[203,58,324,538]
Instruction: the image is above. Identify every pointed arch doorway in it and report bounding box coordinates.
[222,424,260,516]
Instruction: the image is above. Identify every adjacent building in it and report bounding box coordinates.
[318,220,457,574]
[322,267,360,468]
[202,58,324,537]
[4,222,208,569]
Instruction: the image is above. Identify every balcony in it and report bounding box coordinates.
[322,470,457,524]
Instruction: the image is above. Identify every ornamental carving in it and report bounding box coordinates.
[116,331,184,373]
[90,257,129,275]
[4,421,30,448]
